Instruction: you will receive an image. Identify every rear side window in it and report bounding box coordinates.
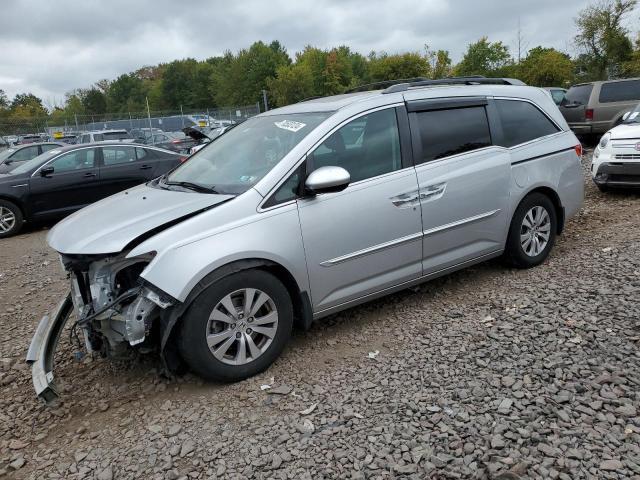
[495,100,559,147]
[599,80,640,103]
[413,107,491,163]
[565,84,593,105]
[102,146,137,166]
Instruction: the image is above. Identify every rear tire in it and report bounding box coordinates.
[178,270,293,382]
[504,193,557,269]
[596,184,610,193]
[0,200,23,238]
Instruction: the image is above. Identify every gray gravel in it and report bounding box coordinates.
[1,150,639,479]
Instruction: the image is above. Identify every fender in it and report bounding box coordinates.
[156,258,313,373]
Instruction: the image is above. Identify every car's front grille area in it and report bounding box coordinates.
[614,154,640,160]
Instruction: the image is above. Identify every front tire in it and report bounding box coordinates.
[504,193,557,269]
[0,200,23,238]
[178,270,293,382]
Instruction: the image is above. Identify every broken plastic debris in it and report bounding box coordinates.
[367,350,380,359]
[299,403,317,415]
[260,376,275,390]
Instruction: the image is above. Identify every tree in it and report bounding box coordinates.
[574,0,637,80]
[0,90,8,109]
[517,47,575,86]
[454,37,512,77]
[266,63,314,106]
[9,93,48,118]
[81,88,107,114]
[426,48,453,78]
[107,73,147,112]
[211,41,291,107]
[368,52,431,82]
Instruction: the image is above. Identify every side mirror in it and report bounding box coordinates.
[305,166,350,195]
[40,166,54,177]
[622,111,631,121]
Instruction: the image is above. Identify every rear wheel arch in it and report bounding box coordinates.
[518,186,564,235]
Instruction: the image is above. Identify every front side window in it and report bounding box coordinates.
[102,146,137,166]
[309,108,402,183]
[413,107,491,163]
[599,80,640,103]
[50,149,96,173]
[166,112,331,195]
[495,100,560,147]
[93,133,104,142]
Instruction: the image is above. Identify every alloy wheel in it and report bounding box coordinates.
[206,288,279,365]
[0,207,16,234]
[520,206,551,257]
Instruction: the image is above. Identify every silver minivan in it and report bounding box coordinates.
[28,78,584,403]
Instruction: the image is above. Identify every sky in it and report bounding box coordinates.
[0,0,636,107]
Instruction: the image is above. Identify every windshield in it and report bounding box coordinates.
[623,103,640,124]
[0,149,16,162]
[164,112,331,195]
[565,84,593,105]
[10,149,62,174]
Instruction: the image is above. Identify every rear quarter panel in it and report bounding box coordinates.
[509,132,584,223]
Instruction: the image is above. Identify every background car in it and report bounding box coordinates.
[559,77,640,137]
[144,131,197,153]
[130,127,164,143]
[591,101,640,191]
[0,143,185,237]
[0,142,63,173]
[77,129,135,143]
[17,134,43,144]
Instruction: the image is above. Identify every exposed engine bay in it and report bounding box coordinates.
[27,251,177,404]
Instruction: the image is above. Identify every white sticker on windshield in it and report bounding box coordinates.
[274,120,306,132]
[630,112,639,120]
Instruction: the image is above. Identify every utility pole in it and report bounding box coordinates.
[74,114,79,133]
[262,90,269,112]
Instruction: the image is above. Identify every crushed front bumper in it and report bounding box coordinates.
[594,162,640,188]
[26,293,73,405]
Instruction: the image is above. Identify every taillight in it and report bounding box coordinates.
[179,156,188,162]
[171,139,181,144]
[585,108,594,121]
[574,144,583,158]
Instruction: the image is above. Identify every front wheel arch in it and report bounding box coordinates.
[159,258,311,372]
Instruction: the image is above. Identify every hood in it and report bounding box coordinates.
[182,126,208,141]
[610,123,640,140]
[47,183,234,255]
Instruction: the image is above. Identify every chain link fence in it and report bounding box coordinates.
[0,104,261,143]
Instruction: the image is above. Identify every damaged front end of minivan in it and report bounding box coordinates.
[26,251,177,404]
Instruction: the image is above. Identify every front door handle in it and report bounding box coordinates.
[140,165,152,170]
[83,172,97,178]
[419,182,447,201]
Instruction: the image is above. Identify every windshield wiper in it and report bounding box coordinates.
[164,180,219,194]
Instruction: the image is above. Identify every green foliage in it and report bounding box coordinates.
[81,88,107,114]
[517,47,575,86]
[107,73,147,112]
[574,0,637,80]
[455,37,512,77]
[211,41,291,107]
[9,93,48,118]
[368,51,431,82]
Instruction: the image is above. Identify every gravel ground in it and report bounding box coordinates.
[1,150,639,479]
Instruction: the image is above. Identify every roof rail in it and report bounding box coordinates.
[381,76,526,94]
[345,77,431,94]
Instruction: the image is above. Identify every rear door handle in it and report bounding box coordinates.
[140,165,152,170]
[83,172,97,178]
